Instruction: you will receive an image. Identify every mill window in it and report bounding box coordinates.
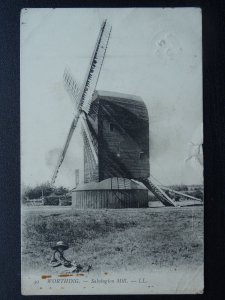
[110,123,115,132]
[139,151,145,159]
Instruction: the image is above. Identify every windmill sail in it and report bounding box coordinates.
[63,68,81,109]
[51,20,111,185]
[80,114,98,163]
[80,20,112,113]
[51,114,79,185]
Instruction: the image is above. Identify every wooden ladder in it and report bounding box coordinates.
[140,178,176,207]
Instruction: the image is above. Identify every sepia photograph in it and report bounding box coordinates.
[21,7,203,295]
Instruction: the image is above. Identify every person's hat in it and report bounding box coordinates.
[51,241,69,250]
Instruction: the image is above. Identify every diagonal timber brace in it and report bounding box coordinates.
[160,186,202,202]
[80,113,98,165]
[139,178,176,207]
[51,114,79,185]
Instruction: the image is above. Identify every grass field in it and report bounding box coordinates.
[22,206,203,275]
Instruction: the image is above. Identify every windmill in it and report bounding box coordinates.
[51,20,202,208]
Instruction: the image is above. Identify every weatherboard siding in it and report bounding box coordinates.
[99,99,149,180]
[83,91,150,186]
[72,190,149,209]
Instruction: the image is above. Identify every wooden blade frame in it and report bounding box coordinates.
[51,114,79,185]
[63,68,81,109]
[80,114,98,164]
[79,20,112,113]
[51,20,111,185]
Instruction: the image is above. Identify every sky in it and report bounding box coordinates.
[21,8,203,188]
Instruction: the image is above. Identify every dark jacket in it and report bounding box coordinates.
[49,250,72,267]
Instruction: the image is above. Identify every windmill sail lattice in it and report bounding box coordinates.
[51,20,112,185]
[80,20,112,114]
[63,68,80,109]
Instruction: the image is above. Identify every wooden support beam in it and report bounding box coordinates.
[80,113,98,164]
[139,178,176,207]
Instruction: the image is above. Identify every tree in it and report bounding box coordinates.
[171,185,188,191]
[54,186,69,195]
[21,184,32,204]
[21,182,69,200]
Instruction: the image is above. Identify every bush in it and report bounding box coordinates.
[43,196,59,206]
[170,185,188,191]
[191,190,204,200]
[21,184,31,204]
[22,182,69,200]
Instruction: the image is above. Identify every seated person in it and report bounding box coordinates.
[49,241,72,268]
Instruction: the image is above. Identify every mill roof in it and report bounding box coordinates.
[93,90,144,103]
[73,177,148,191]
[90,90,149,120]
